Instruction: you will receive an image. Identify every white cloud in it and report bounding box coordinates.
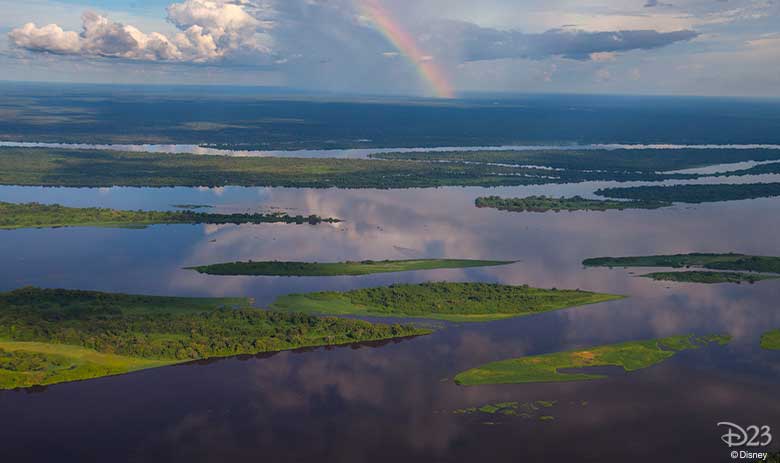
[8,22,81,54]
[8,0,275,63]
[167,0,274,54]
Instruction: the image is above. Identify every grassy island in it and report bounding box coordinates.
[186,259,515,276]
[475,195,670,213]
[0,147,701,189]
[270,282,624,322]
[5,147,780,189]
[641,271,779,284]
[454,334,731,386]
[0,287,429,389]
[595,183,780,204]
[583,253,780,274]
[370,149,780,173]
[0,202,339,230]
[761,330,780,350]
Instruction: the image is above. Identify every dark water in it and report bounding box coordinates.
[1,181,779,462]
[4,83,780,148]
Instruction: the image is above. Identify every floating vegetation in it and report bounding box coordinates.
[453,400,559,420]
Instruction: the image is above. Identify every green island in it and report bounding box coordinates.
[5,147,780,189]
[475,195,670,212]
[269,282,624,322]
[583,253,780,274]
[453,400,558,420]
[454,334,731,386]
[0,147,702,189]
[595,183,780,204]
[370,148,780,173]
[0,202,339,230]
[0,287,429,389]
[760,330,780,350]
[640,271,779,284]
[186,259,515,276]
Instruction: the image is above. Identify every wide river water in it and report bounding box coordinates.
[1,178,779,462]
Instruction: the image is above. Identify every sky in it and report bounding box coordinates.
[0,0,778,98]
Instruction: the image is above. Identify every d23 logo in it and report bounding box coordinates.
[718,422,772,448]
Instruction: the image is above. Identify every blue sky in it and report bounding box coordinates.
[1,0,778,98]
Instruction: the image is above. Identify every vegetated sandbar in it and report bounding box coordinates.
[269,282,624,322]
[187,259,516,276]
[454,334,731,386]
[0,287,429,389]
[595,183,780,204]
[0,202,339,230]
[761,330,780,350]
[0,147,705,189]
[370,149,780,173]
[583,253,780,274]
[475,195,670,213]
[641,271,779,284]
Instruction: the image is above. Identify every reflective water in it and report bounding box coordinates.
[1,182,779,462]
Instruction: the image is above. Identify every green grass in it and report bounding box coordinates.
[454,334,731,386]
[0,202,339,230]
[761,330,780,350]
[475,195,670,213]
[186,259,515,276]
[640,271,780,284]
[0,287,431,389]
[269,282,624,322]
[0,341,177,389]
[583,253,780,274]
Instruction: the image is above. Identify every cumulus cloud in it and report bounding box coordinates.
[8,0,275,63]
[8,23,81,54]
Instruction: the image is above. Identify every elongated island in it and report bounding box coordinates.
[583,253,780,284]
[475,195,670,212]
[270,282,624,322]
[0,202,339,230]
[186,259,516,276]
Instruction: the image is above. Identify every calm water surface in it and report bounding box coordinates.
[1,182,779,462]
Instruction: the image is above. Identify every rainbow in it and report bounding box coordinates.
[356,0,455,98]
